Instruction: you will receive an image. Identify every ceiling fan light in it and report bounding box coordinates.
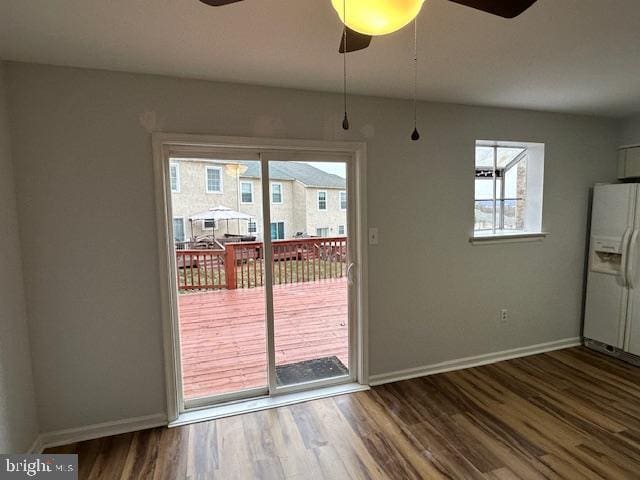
[331,0,425,36]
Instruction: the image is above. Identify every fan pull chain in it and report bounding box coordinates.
[411,17,420,141]
[342,0,350,130]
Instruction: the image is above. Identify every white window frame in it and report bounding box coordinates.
[340,191,347,211]
[205,166,223,194]
[270,221,285,240]
[240,181,254,204]
[472,141,546,244]
[248,221,257,234]
[170,162,180,193]
[271,182,283,204]
[338,225,345,235]
[317,190,327,211]
[172,217,186,242]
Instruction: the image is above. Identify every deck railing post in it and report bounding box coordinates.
[176,251,184,289]
[225,244,237,290]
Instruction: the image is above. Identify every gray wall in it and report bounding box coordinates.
[621,115,640,145]
[0,62,39,453]
[5,62,620,433]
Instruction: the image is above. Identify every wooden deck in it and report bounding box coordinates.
[178,278,349,400]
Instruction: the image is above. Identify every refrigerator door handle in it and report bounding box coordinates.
[621,227,633,287]
[628,229,640,289]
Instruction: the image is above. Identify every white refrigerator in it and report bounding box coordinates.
[584,183,640,361]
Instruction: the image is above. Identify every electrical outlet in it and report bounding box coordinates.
[500,309,509,323]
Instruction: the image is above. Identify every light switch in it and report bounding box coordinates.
[368,227,379,245]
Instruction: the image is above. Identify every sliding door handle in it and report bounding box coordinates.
[347,262,356,286]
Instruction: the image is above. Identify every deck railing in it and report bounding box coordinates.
[175,249,227,290]
[175,237,348,291]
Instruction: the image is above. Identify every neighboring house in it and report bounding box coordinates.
[170,159,347,241]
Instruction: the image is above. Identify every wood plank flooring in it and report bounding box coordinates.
[179,278,349,399]
[46,347,640,479]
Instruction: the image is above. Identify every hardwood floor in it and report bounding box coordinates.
[46,347,640,479]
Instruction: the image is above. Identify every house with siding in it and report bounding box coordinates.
[170,159,347,242]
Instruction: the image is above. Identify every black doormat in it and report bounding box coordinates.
[276,356,348,386]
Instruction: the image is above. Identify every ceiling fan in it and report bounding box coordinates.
[199,0,538,53]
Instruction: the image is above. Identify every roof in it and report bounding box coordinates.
[241,161,346,189]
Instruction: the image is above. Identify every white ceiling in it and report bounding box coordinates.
[2,0,640,117]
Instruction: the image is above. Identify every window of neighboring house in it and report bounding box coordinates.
[204,219,215,229]
[316,227,329,237]
[271,183,283,204]
[206,166,223,193]
[340,191,347,210]
[474,142,545,238]
[338,225,345,235]
[241,182,253,203]
[248,221,257,234]
[317,191,327,210]
[170,163,180,193]
[271,222,285,240]
[173,218,185,243]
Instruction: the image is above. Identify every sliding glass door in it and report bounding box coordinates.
[267,158,352,391]
[166,148,357,409]
[170,155,269,408]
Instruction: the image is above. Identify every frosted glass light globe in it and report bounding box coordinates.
[331,0,426,36]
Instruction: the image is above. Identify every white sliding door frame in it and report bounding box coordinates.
[262,151,358,396]
[152,133,368,422]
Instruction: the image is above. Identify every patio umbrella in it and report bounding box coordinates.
[189,206,253,237]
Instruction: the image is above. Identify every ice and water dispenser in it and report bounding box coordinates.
[590,236,624,275]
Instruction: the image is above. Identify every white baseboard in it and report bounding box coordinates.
[27,338,581,451]
[27,435,43,454]
[368,337,582,386]
[32,413,167,452]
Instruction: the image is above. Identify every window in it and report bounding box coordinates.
[271,183,283,204]
[340,191,347,210]
[270,222,285,240]
[240,182,253,203]
[173,218,185,243]
[206,166,223,193]
[316,228,329,237]
[474,142,545,238]
[338,225,345,235]
[248,221,257,234]
[170,163,180,193]
[204,219,215,229]
[317,191,327,210]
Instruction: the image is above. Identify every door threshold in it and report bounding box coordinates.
[170,382,369,428]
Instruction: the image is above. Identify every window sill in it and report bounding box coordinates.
[470,232,548,245]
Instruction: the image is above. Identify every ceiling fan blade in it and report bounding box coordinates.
[199,0,245,6]
[339,27,372,53]
[447,0,537,18]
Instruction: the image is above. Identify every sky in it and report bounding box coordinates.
[307,161,346,179]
